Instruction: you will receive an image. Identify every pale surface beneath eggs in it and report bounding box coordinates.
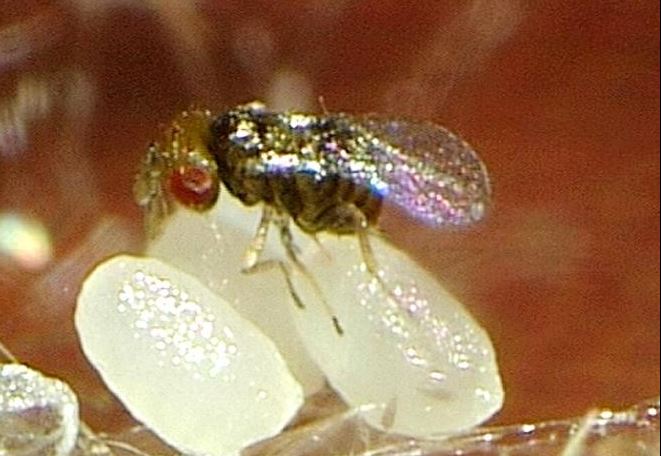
[75,255,304,456]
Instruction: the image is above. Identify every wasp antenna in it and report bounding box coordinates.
[317,95,329,115]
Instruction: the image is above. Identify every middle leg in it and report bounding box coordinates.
[315,203,391,294]
[274,214,343,335]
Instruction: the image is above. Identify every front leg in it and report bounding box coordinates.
[241,207,306,310]
[241,208,342,334]
[242,206,275,272]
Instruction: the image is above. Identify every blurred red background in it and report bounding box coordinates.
[0,0,658,435]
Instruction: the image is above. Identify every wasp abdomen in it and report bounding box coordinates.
[270,172,382,234]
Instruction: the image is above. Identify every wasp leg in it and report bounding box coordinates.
[274,214,302,264]
[311,233,332,260]
[274,216,344,335]
[245,258,307,309]
[316,204,381,275]
[240,207,305,308]
[317,95,330,115]
[351,209,393,296]
[355,216,379,278]
[241,209,342,335]
[242,206,276,272]
[316,204,389,293]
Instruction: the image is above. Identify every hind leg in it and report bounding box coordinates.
[314,204,402,311]
[315,204,383,278]
[274,215,343,335]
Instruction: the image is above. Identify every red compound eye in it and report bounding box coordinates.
[168,166,218,209]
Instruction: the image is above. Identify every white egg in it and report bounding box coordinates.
[288,234,504,437]
[75,255,304,456]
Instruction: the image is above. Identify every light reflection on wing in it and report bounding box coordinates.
[355,116,491,227]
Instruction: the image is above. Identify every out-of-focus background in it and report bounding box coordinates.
[0,0,658,435]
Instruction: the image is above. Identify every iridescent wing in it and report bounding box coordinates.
[349,116,491,227]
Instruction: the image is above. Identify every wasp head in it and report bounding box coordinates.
[134,109,219,239]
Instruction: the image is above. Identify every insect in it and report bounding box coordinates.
[134,102,491,332]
